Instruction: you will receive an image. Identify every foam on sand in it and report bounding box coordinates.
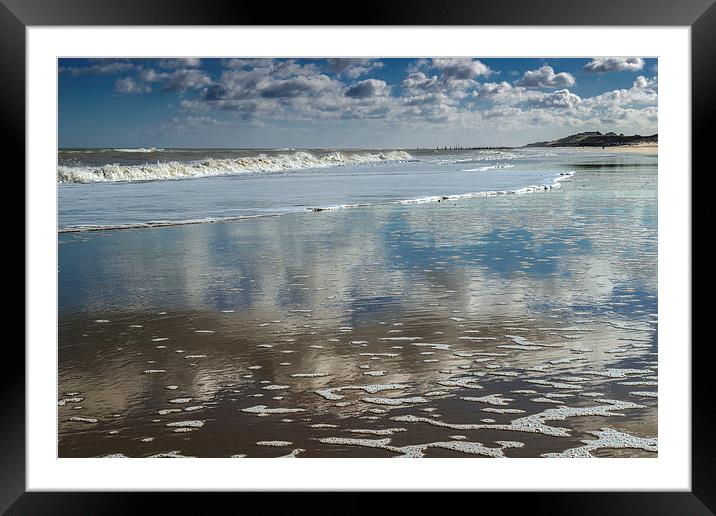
[256,440,293,447]
[166,420,204,428]
[278,448,306,458]
[392,398,645,438]
[461,394,513,406]
[362,396,429,406]
[542,427,657,457]
[318,436,517,458]
[350,428,407,436]
[69,416,98,424]
[241,405,306,415]
[315,384,410,401]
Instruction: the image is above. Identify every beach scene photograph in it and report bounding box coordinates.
[58,57,658,459]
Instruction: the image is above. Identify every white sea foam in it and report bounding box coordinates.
[542,427,657,457]
[166,420,204,428]
[362,396,429,406]
[69,416,98,424]
[256,440,293,447]
[241,405,306,415]
[350,428,406,436]
[462,163,515,172]
[395,171,574,206]
[58,150,414,184]
[318,436,511,458]
[113,148,166,153]
[461,394,513,406]
[315,384,410,401]
[392,398,644,438]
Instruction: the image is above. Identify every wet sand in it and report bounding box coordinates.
[58,151,658,458]
[603,143,658,155]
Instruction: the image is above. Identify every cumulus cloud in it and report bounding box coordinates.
[583,57,645,73]
[183,57,655,132]
[530,89,582,109]
[114,77,151,95]
[328,59,384,79]
[473,81,545,105]
[430,58,493,79]
[402,72,440,92]
[345,79,388,98]
[633,75,657,90]
[261,76,337,98]
[70,57,657,136]
[515,66,575,88]
[584,76,658,108]
[183,59,385,121]
[206,62,340,103]
[140,68,212,92]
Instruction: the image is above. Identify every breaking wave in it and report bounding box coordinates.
[112,147,166,153]
[58,150,414,184]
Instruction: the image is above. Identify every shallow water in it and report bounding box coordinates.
[58,150,658,458]
[58,147,571,231]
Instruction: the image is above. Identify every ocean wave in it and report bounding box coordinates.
[60,148,166,154]
[112,147,166,153]
[462,164,515,172]
[315,171,576,208]
[57,150,414,183]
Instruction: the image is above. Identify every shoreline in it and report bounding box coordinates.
[524,143,658,155]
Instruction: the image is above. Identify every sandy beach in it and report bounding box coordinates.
[58,150,658,458]
[605,143,658,155]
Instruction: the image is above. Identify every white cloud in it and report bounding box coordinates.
[114,77,151,95]
[531,89,582,109]
[473,81,544,105]
[206,63,343,122]
[584,76,658,108]
[60,61,136,76]
[345,79,389,98]
[140,68,212,92]
[118,58,657,136]
[583,57,645,73]
[327,59,384,79]
[402,72,440,92]
[158,58,202,69]
[431,58,493,79]
[515,66,575,88]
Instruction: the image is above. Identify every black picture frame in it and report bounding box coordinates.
[7,0,709,512]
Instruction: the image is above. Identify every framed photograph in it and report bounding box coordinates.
[10,0,709,511]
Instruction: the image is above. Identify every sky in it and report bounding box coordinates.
[58,57,658,149]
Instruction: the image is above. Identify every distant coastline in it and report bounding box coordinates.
[413,132,658,152]
[524,131,658,148]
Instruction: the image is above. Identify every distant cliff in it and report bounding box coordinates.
[524,131,658,148]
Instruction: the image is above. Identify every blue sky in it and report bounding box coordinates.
[58,57,658,148]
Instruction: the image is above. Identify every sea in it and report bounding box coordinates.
[58,147,575,231]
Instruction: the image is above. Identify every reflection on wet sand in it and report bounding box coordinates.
[59,153,657,457]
